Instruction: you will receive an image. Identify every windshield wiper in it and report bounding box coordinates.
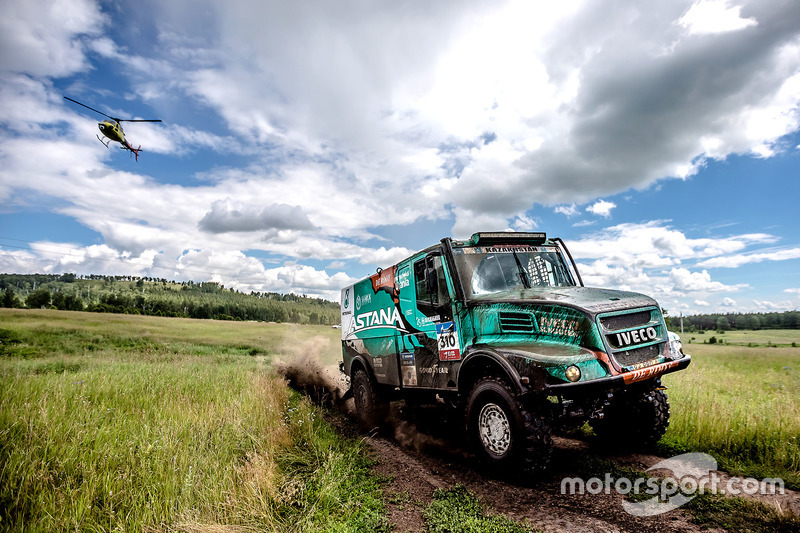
[511,251,531,289]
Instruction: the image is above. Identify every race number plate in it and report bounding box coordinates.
[436,321,461,361]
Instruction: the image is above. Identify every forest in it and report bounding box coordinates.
[666,310,800,331]
[3,273,798,330]
[0,273,340,325]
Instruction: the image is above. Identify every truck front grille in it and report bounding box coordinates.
[499,312,535,333]
[600,310,651,331]
[596,307,666,370]
[613,344,661,367]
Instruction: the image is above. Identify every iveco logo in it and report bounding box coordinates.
[615,327,658,347]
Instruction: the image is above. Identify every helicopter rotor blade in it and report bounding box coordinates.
[63,96,116,121]
[117,119,163,123]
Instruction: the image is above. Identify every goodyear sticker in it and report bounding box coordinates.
[436,321,461,361]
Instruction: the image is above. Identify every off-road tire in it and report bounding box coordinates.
[591,388,670,449]
[352,369,388,430]
[465,376,552,475]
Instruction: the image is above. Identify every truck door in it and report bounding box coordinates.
[397,251,459,389]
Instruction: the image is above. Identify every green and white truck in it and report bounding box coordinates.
[340,232,690,473]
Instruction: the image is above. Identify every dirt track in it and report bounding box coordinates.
[327,403,798,533]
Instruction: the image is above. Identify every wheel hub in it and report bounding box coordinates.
[478,403,511,456]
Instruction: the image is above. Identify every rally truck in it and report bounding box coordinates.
[340,232,690,473]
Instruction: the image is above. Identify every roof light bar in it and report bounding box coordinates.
[470,232,547,245]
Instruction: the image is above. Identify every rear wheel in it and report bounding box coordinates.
[591,387,670,449]
[352,369,388,430]
[466,377,552,474]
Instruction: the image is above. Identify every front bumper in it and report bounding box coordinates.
[543,354,691,396]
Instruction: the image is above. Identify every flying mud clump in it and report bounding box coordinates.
[273,336,351,409]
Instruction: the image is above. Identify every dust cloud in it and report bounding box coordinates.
[276,336,467,457]
[273,335,350,408]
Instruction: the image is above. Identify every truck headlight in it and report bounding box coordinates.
[565,365,581,382]
[667,331,683,360]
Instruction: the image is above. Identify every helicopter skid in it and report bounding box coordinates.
[96,135,111,149]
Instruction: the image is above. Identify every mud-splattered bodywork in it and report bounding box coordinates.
[341,233,690,407]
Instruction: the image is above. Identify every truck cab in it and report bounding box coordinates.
[341,232,690,473]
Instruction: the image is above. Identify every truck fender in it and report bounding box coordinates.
[457,348,525,396]
[346,354,375,381]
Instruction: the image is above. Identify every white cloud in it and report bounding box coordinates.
[753,299,795,311]
[678,0,758,36]
[199,199,315,233]
[785,288,800,295]
[511,215,538,232]
[670,268,745,293]
[586,200,616,218]
[555,204,579,217]
[694,299,710,306]
[2,0,800,306]
[696,247,800,268]
[721,297,738,307]
[0,0,107,77]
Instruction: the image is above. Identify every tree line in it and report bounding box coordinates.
[0,273,340,325]
[666,311,800,332]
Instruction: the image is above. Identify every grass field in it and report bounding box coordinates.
[681,329,800,347]
[2,310,799,530]
[0,309,383,532]
[662,338,800,488]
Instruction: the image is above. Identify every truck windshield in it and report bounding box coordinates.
[451,245,575,298]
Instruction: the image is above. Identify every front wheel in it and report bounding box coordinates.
[591,387,670,449]
[465,377,552,475]
[352,369,388,430]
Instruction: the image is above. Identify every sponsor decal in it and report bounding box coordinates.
[623,359,681,384]
[354,306,402,331]
[539,316,580,338]
[417,314,440,327]
[355,292,372,311]
[627,358,660,371]
[462,245,551,254]
[400,352,418,385]
[436,321,461,361]
[614,327,658,348]
[420,365,449,374]
[371,265,396,292]
[343,288,350,309]
[397,269,410,289]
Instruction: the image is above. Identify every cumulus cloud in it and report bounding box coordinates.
[678,0,758,36]
[696,247,800,268]
[753,298,794,310]
[586,200,616,218]
[199,199,315,233]
[555,204,579,217]
[669,268,746,293]
[0,0,106,77]
[2,0,800,305]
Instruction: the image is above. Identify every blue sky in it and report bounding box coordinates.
[1,0,799,314]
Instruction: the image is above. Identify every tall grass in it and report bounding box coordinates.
[662,343,800,487]
[0,309,385,532]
